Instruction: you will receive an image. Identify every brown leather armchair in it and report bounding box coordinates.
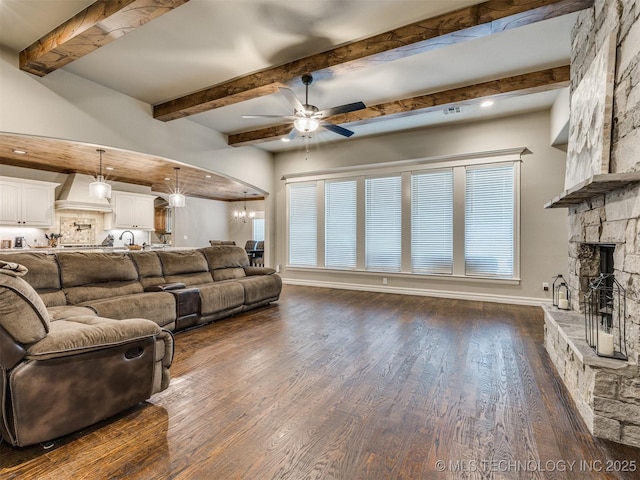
[0,261,173,447]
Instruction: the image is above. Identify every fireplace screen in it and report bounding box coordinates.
[583,273,627,360]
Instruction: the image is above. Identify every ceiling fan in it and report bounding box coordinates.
[243,74,366,141]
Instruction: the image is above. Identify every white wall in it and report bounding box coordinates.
[273,110,569,304]
[0,47,275,249]
[173,196,229,248]
[0,48,274,194]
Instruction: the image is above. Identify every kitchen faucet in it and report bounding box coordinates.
[119,230,135,245]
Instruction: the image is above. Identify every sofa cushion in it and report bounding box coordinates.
[48,305,97,321]
[157,250,213,286]
[129,251,166,289]
[200,245,249,270]
[0,253,65,307]
[212,267,246,282]
[157,250,208,276]
[64,281,144,305]
[0,252,60,290]
[163,271,213,286]
[0,268,50,344]
[25,315,160,359]
[58,252,139,288]
[196,282,245,316]
[237,274,282,306]
[80,292,176,329]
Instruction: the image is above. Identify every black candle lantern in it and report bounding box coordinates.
[583,274,627,360]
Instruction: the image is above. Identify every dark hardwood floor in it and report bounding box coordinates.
[2,285,639,479]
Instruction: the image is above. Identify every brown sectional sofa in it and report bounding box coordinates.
[0,245,282,332]
[0,245,281,447]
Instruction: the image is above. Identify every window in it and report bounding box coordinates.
[365,175,401,272]
[288,183,317,266]
[253,213,265,242]
[465,164,514,277]
[411,170,453,274]
[325,179,357,269]
[285,150,520,280]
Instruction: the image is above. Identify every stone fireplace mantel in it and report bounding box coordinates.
[544,172,640,208]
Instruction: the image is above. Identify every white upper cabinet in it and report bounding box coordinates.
[106,191,155,230]
[0,177,57,227]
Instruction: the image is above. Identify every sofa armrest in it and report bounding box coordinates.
[25,315,161,360]
[144,282,186,292]
[243,266,276,276]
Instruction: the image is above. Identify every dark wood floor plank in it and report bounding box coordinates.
[2,285,639,479]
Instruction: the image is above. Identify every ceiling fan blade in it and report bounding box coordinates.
[318,101,366,118]
[242,114,294,119]
[322,122,355,137]
[279,87,306,113]
[286,127,298,141]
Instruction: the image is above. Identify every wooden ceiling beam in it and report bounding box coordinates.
[19,0,190,77]
[227,65,570,146]
[154,0,592,121]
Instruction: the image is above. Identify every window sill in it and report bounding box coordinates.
[284,266,521,285]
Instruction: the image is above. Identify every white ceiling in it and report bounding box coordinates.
[0,0,575,153]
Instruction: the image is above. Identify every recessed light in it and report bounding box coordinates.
[205,175,212,178]
[480,100,494,108]
[281,137,291,142]
[164,177,171,181]
[12,149,27,155]
[105,166,114,170]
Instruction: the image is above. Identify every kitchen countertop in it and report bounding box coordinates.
[0,246,196,254]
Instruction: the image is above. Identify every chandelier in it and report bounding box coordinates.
[234,192,255,223]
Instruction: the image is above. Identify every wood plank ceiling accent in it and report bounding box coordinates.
[153,0,593,121]
[0,134,263,201]
[228,66,570,146]
[19,0,190,76]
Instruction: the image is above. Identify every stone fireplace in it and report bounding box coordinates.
[542,0,640,448]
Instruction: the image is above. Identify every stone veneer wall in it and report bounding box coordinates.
[546,0,640,448]
[567,0,640,362]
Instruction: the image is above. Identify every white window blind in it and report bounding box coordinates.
[365,175,401,272]
[465,164,514,277]
[411,170,453,274]
[325,179,357,269]
[289,183,317,266]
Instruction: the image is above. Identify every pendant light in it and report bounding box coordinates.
[169,167,186,207]
[89,149,111,199]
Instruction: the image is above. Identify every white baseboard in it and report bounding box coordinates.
[282,278,551,307]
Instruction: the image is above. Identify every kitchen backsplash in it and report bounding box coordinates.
[59,215,97,245]
[53,209,105,244]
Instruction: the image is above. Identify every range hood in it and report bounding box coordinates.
[55,173,113,212]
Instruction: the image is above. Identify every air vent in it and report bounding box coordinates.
[443,106,462,115]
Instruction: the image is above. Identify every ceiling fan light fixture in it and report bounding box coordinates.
[294,117,320,133]
[89,149,111,199]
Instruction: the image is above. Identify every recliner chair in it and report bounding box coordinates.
[0,261,173,447]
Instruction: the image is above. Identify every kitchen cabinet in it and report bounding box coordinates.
[0,177,57,227]
[105,191,155,230]
[154,207,172,233]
